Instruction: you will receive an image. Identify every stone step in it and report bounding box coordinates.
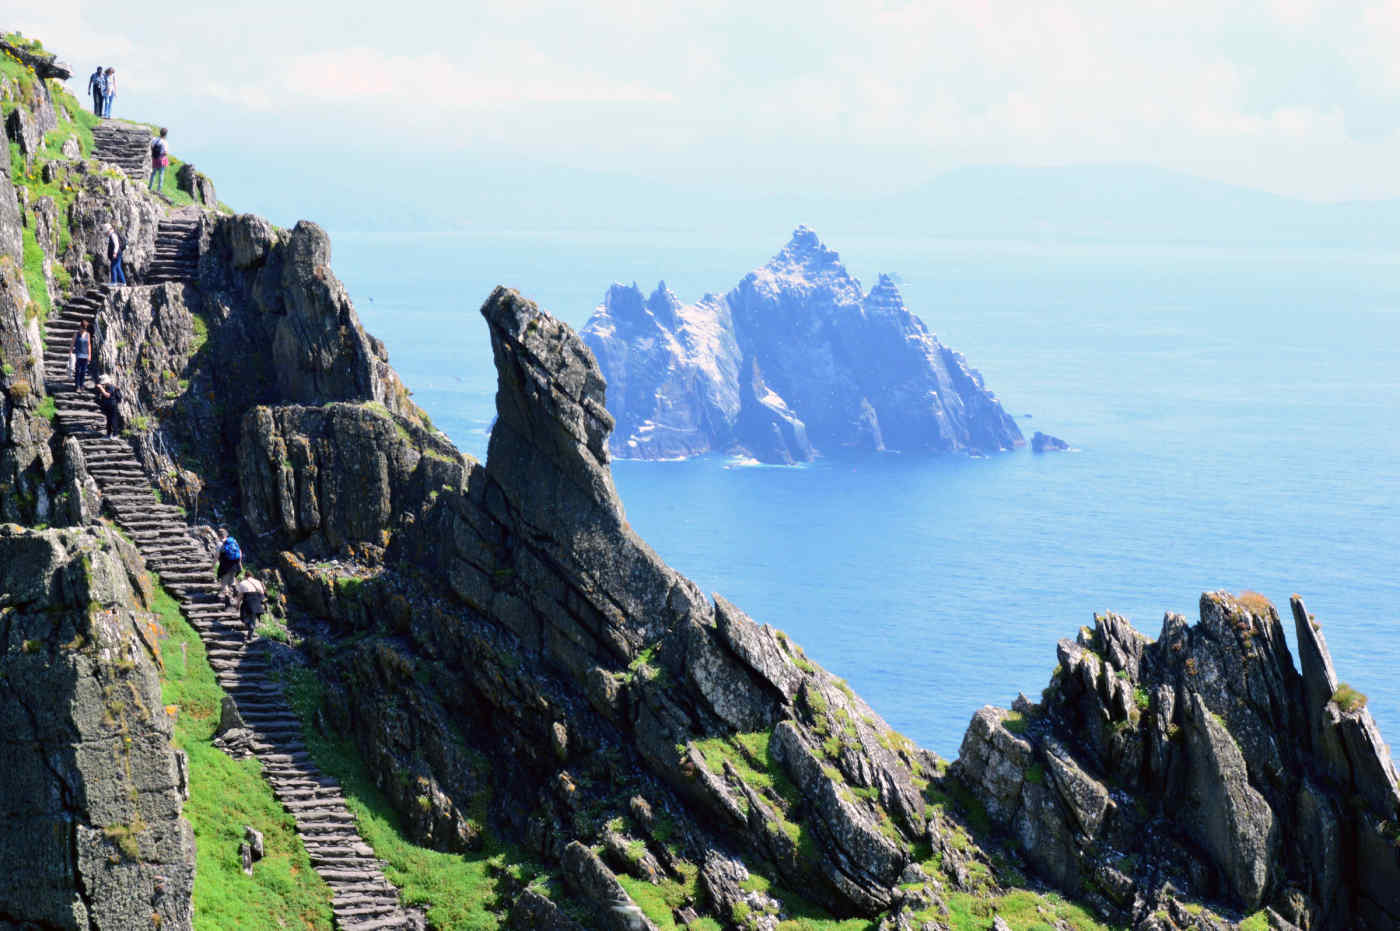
[144,551,206,563]
[253,754,314,769]
[157,569,208,580]
[330,883,401,898]
[288,807,357,824]
[332,895,403,910]
[334,905,402,921]
[267,780,339,793]
[246,716,306,733]
[312,867,384,882]
[86,464,143,474]
[339,914,413,931]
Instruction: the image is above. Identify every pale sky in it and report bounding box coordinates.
[16,0,1400,222]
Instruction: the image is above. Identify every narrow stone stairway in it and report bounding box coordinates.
[92,120,152,182]
[41,286,423,930]
[149,218,200,283]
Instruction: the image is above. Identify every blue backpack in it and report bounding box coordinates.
[221,537,241,561]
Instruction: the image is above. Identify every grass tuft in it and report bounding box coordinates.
[1333,682,1368,713]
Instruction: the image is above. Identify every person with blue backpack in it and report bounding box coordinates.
[216,528,243,603]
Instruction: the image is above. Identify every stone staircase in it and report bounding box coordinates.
[92,120,152,182]
[41,285,423,930]
[149,218,200,283]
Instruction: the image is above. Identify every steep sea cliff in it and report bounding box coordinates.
[2,31,1399,931]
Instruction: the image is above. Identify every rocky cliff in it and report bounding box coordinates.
[2,29,1398,931]
[0,525,195,931]
[580,227,1025,463]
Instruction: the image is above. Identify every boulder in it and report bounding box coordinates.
[560,841,658,931]
[5,105,39,157]
[1030,431,1069,452]
[175,162,216,205]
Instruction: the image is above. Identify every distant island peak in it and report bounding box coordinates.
[582,227,1026,463]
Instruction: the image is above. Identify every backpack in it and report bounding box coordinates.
[151,138,164,159]
[221,537,241,562]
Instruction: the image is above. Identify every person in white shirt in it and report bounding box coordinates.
[234,574,267,644]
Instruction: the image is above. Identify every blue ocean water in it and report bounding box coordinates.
[331,230,1400,758]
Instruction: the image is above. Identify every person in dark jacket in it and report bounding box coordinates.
[88,66,105,115]
[93,375,122,438]
[106,224,126,285]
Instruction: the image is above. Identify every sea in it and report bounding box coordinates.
[329,229,1400,759]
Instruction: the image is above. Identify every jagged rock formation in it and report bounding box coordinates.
[0,525,195,930]
[581,227,1024,463]
[957,593,1400,930]
[1031,431,1069,453]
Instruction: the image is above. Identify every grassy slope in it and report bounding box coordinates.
[153,582,335,930]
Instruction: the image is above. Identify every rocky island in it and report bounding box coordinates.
[581,228,1025,464]
[2,30,1399,931]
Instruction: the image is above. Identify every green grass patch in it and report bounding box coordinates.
[615,874,693,930]
[1236,910,1270,931]
[692,730,798,805]
[911,888,1116,931]
[281,666,544,929]
[1333,682,1368,713]
[20,223,49,320]
[37,394,55,421]
[154,582,335,929]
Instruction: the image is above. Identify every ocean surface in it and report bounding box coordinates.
[330,229,1400,758]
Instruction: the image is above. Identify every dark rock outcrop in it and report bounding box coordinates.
[1031,430,1069,452]
[956,593,1400,929]
[0,525,195,930]
[581,228,1024,462]
[0,35,72,79]
[175,163,216,206]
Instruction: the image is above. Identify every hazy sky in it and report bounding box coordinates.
[17,0,1400,221]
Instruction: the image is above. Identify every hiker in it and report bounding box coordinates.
[215,529,243,603]
[106,224,126,285]
[93,375,123,437]
[149,128,169,192]
[70,319,92,392]
[233,573,267,643]
[102,68,116,118]
[87,65,105,115]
